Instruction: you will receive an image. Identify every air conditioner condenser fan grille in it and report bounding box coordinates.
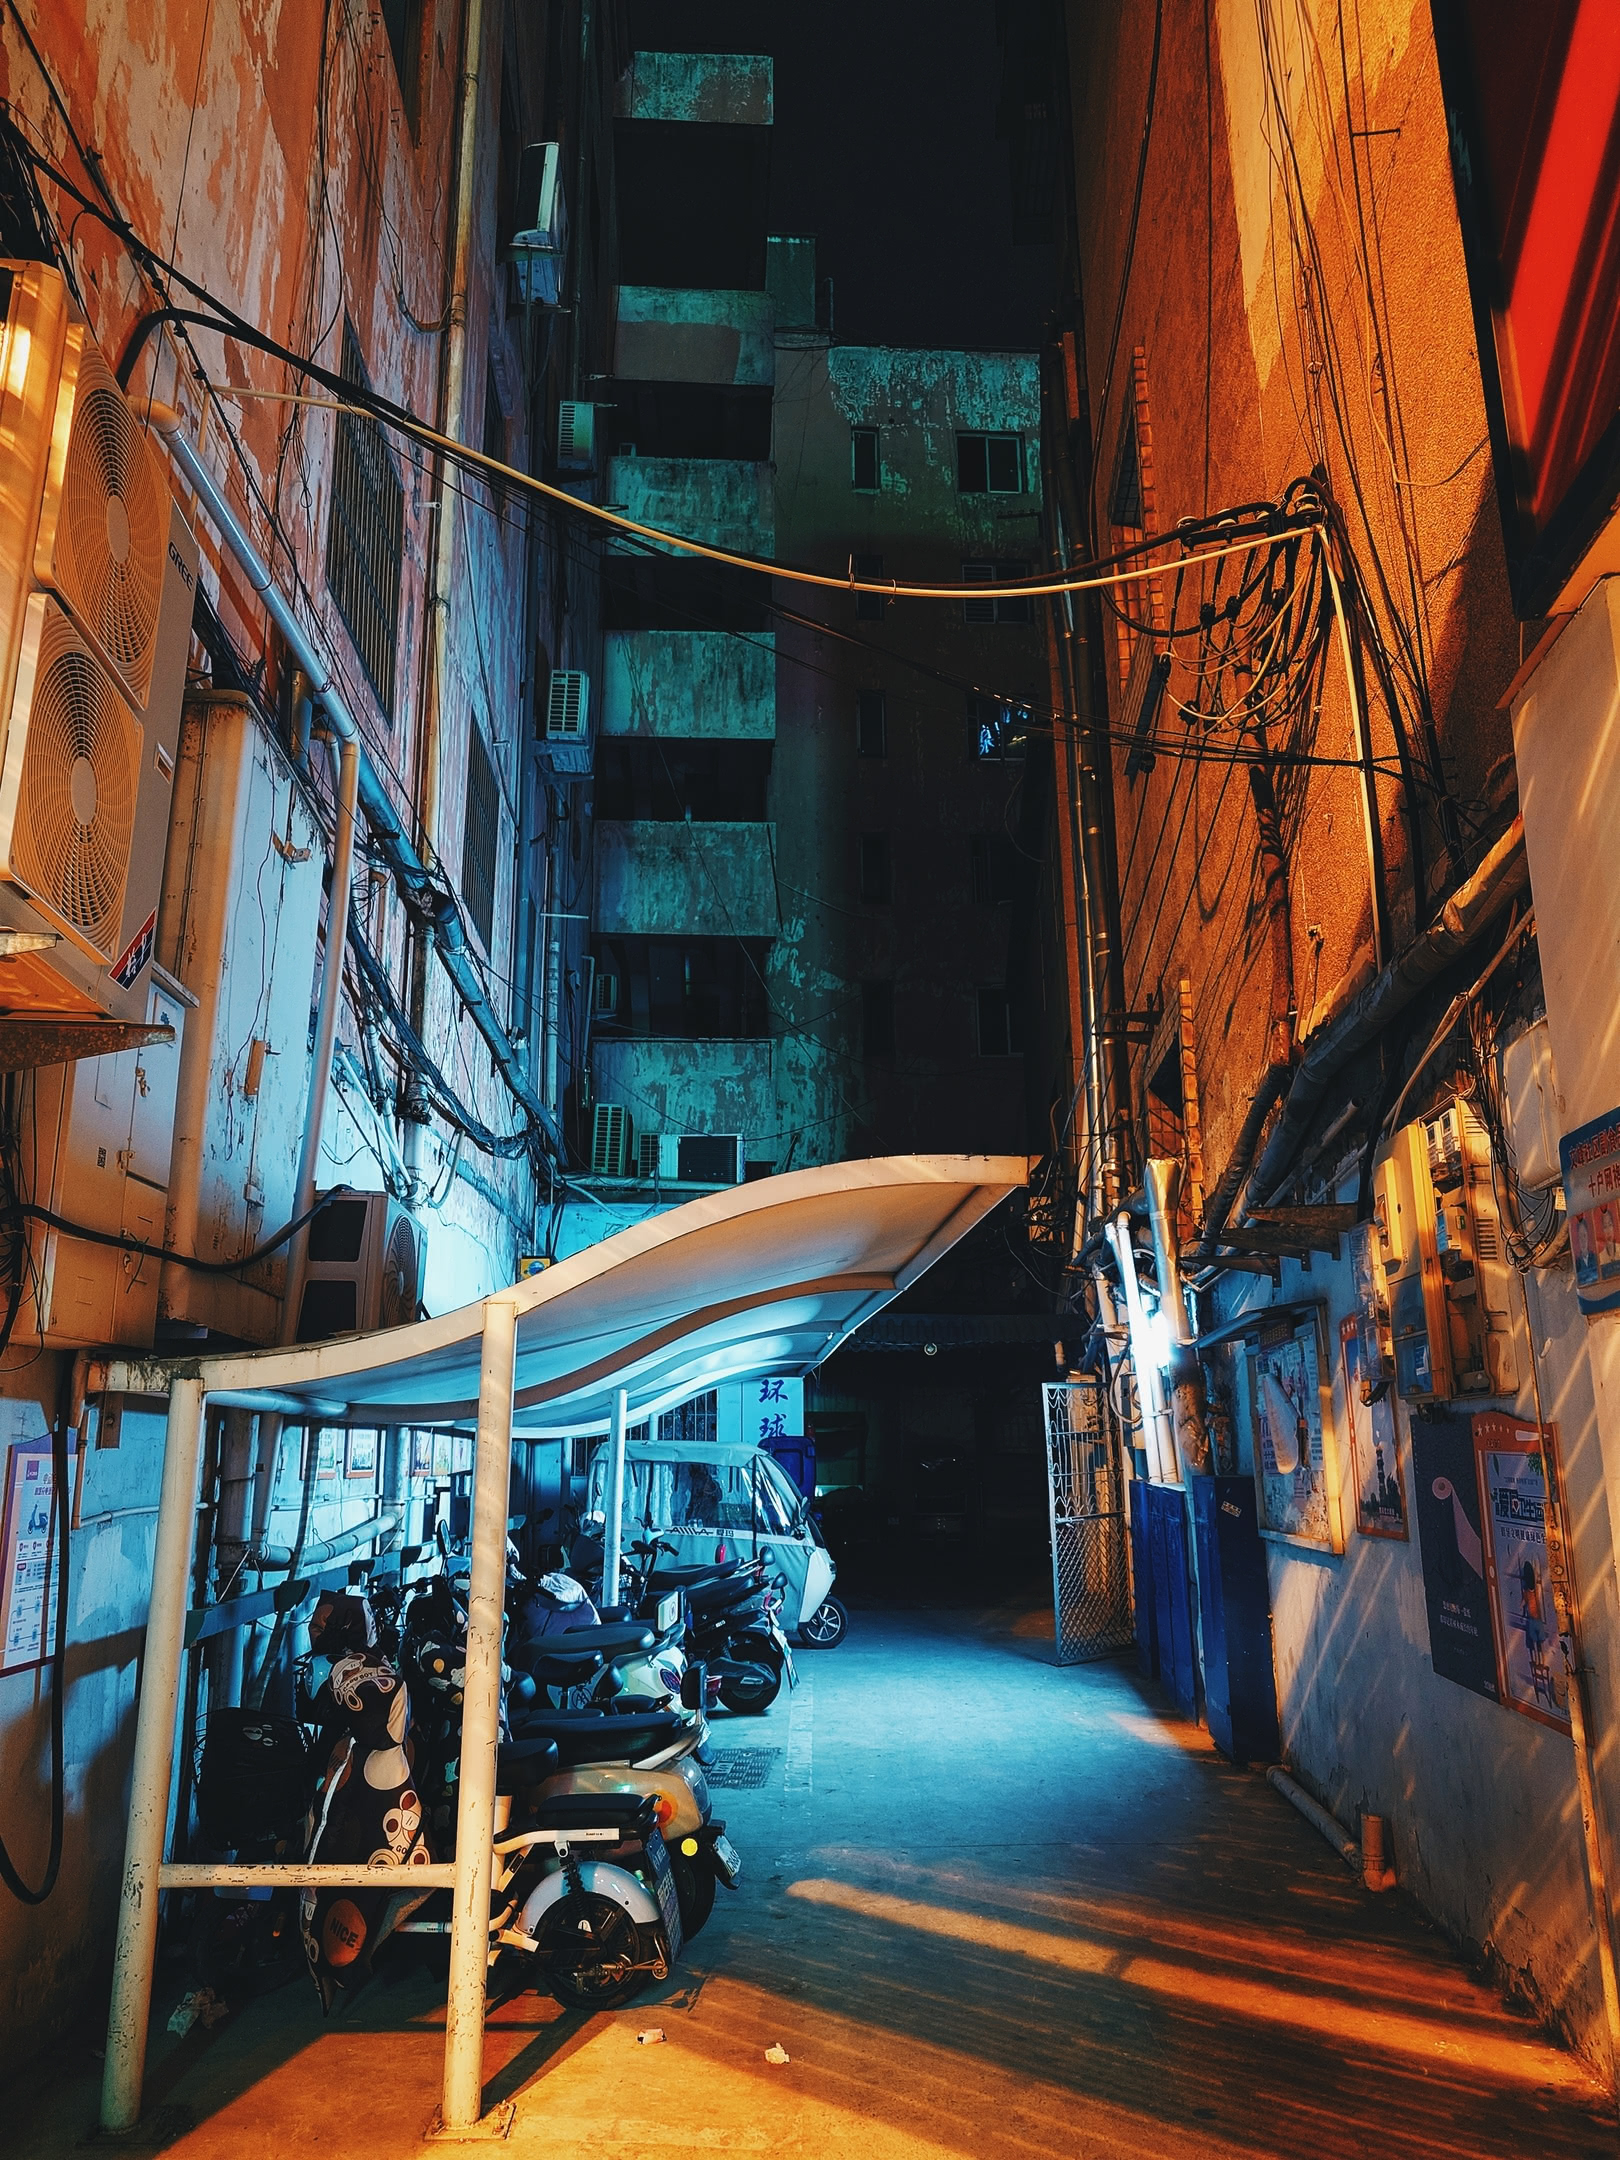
[56,363,165,703]
[379,1215,419,1329]
[8,608,139,957]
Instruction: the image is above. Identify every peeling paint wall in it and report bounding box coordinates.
[607,456,775,555]
[591,1038,776,1153]
[615,49,773,128]
[595,821,779,938]
[602,632,776,737]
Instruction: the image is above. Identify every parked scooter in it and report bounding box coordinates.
[622,1538,795,1713]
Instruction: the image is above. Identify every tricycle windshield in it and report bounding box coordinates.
[586,1448,796,1535]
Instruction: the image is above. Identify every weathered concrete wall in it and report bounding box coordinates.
[616,49,773,127]
[602,632,776,737]
[592,1037,776,1151]
[594,821,779,938]
[614,286,776,386]
[608,457,775,555]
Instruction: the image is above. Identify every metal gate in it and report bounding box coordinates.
[1042,1379,1133,1663]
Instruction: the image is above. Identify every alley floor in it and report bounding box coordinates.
[12,1601,1618,2159]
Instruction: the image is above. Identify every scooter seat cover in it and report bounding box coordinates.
[646,1564,738,1589]
[496,1736,561,1791]
[559,1621,658,1657]
[509,1706,686,1767]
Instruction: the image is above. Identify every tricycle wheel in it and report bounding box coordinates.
[799,1596,848,1648]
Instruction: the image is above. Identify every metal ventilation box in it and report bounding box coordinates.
[540,668,591,776]
[296,1191,426,1341]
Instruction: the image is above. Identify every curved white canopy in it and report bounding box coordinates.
[131,1155,1027,1432]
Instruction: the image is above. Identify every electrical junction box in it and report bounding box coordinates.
[1502,1018,1563,1191]
[1377,1103,1518,1407]
[19,971,187,1346]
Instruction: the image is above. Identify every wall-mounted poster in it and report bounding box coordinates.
[1474,1415,1572,1732]
[410,1431,433,1479]
[1560,1106,1620,1316]
[1410,1410,1499,1703]
[315,1430,339,1481]
[453,1431,473,1475]
[345,1430,378,1481]
[432,1431,453,1478]
[1249,1310,1344,1551]
[1340,1315,1407,1540]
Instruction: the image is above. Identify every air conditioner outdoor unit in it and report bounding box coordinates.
[541,668,591,776]
[295,1190,426,1342]
[591,1102,634,1178]
[0,260,198,1027]
[511,143,567,306]
[592,969,618,1014]
[557,401,596,473]
[659,1133,743,1185]
[636,1130,659,1179]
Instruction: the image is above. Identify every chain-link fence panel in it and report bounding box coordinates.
[1043,1379,1133,1663]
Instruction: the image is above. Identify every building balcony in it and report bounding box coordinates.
[594,820,779,938]
[602,631,775,738]
[614,287,776,387]
[607,457,774,557]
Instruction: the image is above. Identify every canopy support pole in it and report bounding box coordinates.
[435,1294,519,2138]
[101,1375,207,2133]
[602,1385,629,1607]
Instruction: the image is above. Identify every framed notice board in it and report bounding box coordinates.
[0,1440,78,1675]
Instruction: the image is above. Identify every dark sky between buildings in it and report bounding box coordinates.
[625,1,1054,351]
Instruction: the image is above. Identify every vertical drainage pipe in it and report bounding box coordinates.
[1143,1157,1209,1474]
[437,1293,519,2136]
[602,1386,629,1607]
[101,1375,207,2132]
[1107,1216,1175,1484]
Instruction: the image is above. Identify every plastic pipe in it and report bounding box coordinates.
[280,733,360,1342]
[602,1386,629,1607]
[438,1292,518,2135]
[101,1376,207,2132]
[213,1407,256,1706]
[1267,1765,1360,1871]
[253,1511,398,1572]
[1143,1158,1209,1473]
[1108,1215,1175,1483]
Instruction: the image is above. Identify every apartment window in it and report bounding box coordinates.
[967,694,1028,761]
[853,551,887,620]
[862,979,895,1058]
[856,689,887,757]
[1109,405,1144,528]
[977,987,1021,1056]
[970,832,1017,905]
[852,427,880,491]
[380,0,423,129]
[461,722,500,953]
[963,560,1034,625]
[325,322,405,721]
[957,431,1024,493]
[858,832,892,903]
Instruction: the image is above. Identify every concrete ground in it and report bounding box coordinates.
[12,1601,1618,2158]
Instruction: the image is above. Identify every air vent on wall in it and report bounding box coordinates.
[0,593,139,961]
[591,1101,633,1178]
[557,401,596,472]
[546,670,589,741]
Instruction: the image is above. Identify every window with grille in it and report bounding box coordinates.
[957,432,1024,493]
[859,831,892,903]
[852,427,880,490]
[461,722,500,953]
[971,832,1017,904]
[977,987,1021,1056]
[862,979,895,1058]
[967,694,1028,761]
[963,560,1034,625]
[325,323,405,721]
[853,551,887,620]
[856,688,887,757]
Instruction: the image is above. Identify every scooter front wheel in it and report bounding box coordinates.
[799,1595,848,1648]
[671,1850,717,1936]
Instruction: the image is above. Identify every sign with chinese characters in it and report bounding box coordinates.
[0,1442,74,1674]
[1474,1414,1571,1732]
[1248,1312,1343,1551]
[1410,1411,1499,1703]
[1560,1106,1620,1315]
[1341,1314,1407,1540]
[742,1376,804,1448]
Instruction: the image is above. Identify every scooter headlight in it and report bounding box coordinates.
[676,1759,711,1815]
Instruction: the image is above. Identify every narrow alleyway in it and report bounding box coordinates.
[15,1607,1616,2160]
